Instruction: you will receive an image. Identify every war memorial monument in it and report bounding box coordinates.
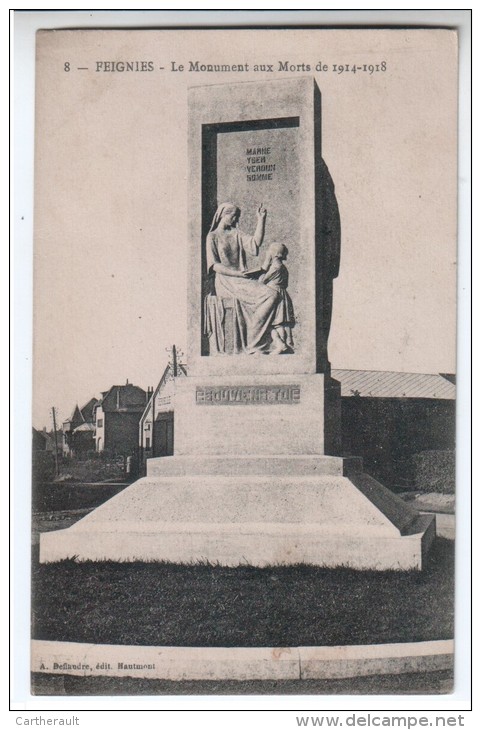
[40,78,435,570]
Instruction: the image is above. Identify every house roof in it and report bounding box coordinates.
[63,404,82,428]
[140,362,187,424]
[98,383,147,412]
[331,370,456,400]
[73,422,96,433]
[80,398,99,423]
[64,398,98,430]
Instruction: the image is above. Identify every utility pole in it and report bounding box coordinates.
[151,383,155,459]
[51,406,60,476]
[172,344,178,377]
[166,343,185,377]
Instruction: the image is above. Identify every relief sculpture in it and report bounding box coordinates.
[204,202,295,355]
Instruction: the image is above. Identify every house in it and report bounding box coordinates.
[32,428,55,482]
[331,370,456,491]
[43,429,63,460]
[70,422,96,457]
[94,381,148,457]
[32,426,61,481]
[62,398,98,457]
[32,427,48,452]
[139,361,187,466]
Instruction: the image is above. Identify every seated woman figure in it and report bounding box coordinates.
[205,202,280,354]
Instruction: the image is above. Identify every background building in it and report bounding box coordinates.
[94,381,148,458]
[139,358,187,468]
[62,398,98,457]
[332,370,455,491]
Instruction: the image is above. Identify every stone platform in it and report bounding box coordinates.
[40,455,435,570]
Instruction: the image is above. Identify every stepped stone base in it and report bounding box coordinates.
[40,456,435,570]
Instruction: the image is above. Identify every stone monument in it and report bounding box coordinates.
[40,78,435,569]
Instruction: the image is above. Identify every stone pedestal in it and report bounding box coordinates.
[175,374,341,457]
[40,450,435,569]
[40,378,435,571]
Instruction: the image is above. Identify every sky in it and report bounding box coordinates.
[28,27,458,429]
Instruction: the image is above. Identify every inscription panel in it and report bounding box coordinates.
[216,125,300,271]
[245,145,276,182]
[196,385,301,405]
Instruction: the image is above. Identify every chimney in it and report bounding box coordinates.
[116,387,120,410]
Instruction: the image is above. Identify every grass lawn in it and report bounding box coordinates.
[32,538,453,648]
[33,481,129,514]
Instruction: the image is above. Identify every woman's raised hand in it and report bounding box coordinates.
[257,203,267,219]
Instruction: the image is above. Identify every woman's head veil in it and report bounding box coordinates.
[209,203,240,232]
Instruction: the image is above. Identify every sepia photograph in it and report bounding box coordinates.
[13,12,469,710]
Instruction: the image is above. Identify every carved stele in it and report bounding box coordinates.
[188,77,339,377]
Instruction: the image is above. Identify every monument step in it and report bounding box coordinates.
[91,474,416,536]
[40,511,435,570]
[39,470,434,568]
[146,454,363,478]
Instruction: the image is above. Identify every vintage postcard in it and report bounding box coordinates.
[28,25,460,700]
